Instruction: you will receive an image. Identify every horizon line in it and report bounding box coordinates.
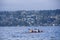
[0,9,60,12]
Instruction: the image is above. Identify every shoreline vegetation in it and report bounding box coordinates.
[0,9,60,26]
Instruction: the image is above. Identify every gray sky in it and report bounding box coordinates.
[0,0,60,11]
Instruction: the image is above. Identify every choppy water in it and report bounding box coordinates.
[0,26,60,40]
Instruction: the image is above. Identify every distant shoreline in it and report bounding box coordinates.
[0,9,60,26]
[0,9,60,12]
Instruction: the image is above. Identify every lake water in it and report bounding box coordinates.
[0,26,60,40]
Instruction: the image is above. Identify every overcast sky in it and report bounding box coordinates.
[0,0,60,11]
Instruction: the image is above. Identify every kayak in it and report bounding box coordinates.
[29,29,43,33]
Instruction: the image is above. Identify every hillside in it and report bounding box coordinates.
[0,9,60,26]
